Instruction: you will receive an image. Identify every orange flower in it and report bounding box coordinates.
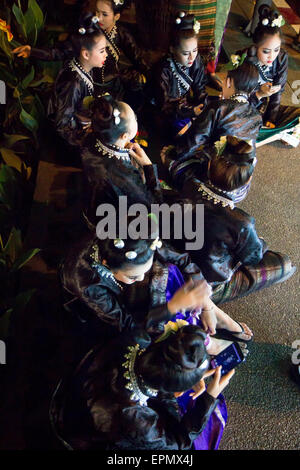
[0,18,13,42]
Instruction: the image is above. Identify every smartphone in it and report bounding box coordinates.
[211,342,245,376]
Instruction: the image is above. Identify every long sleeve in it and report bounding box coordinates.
[156,245,204,283]
[264,50,288,123]
[114,392,217,450]
[84,283,172,333]
[234,212,266,266]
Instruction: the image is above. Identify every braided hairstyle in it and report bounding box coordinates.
[136,325,209,392]
[71,12,105,57]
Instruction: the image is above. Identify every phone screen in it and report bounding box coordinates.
[211,343,245,376]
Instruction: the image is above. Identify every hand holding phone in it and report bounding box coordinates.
[210,342,245,376]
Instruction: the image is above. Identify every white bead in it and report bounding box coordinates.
[262,18,269,26]
[179,11,185,18]
[176,18,181,24]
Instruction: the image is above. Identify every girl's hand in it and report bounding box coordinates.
[206,366,235,398]
[194,104,204,116]
[265,121,276,129]
[201,307,217,335]
[257,82,281,99]
[127,142,152,166]
[167,279,212,314]
[189,369,216,400]
[12,45,31,58]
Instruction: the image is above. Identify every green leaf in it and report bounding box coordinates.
[2,227,23,264]
[12,3,27,40]
[28,75,54,87]
[0,148,23,172]
[20,107,38,132]
[28,0,44,32]
[21,65,35,88]
[24,7,36,44]
[30,93,45,121]
[11,247,40,271]
[2,134,30,148]
[0,308,12,338]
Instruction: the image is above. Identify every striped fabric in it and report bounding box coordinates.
[211,250,293,305]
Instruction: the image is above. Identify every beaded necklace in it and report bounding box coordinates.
[69,58,94,95]
[168,57,193,97]
[256,61,273,84]
[229,92,249,104]
[101,25,120,83]
[197,183,235,209]
[95,138,131,161]
[90,244,124,290]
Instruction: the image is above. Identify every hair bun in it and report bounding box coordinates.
[78,12,102,35]
[174,12,195,31]
[163,325,207,370]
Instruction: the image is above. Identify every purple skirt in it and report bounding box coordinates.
[166,264,227,450]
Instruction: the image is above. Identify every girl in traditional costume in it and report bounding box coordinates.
[162,137,296,306]
[80,95,162,229]
[147,12,208,137]
[238,4,300,145]
[50,325,233,450]
[169,61,262,162]
[13,0,148,106]
[47,13,107,146]
[61,215,253,349]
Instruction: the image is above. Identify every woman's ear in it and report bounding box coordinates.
[114,13,121,23]
[120,132,129,143]
[81,48,90,61]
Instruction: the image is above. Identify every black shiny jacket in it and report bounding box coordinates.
[147,53,208,120]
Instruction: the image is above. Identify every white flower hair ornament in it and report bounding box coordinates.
[125,251,137,260]
[271,15,285,27]
[113,108,121,125]
[150,237,162,251]
[193,20,200,34]
[78,27,86,35]
[114,0,124,5]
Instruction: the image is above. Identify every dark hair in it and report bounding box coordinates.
[91,95,130,144]
[209,137,256,191]
[252,4,283,46]
[136,325,209,392]
[62,216,159,315]
[227,61,259,94]
[170,12,199,49]
[83,0,127,15]
[71,12,105,57]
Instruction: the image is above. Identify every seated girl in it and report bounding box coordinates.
[238,4,300,130]
[50,325,233,450]
[147,12,208,136]
[163,137,296,305]
[13,0,148,106]
[80,95,162,228]
[169,61,262,163]
[61,215,253,348]
[47,13,107,147]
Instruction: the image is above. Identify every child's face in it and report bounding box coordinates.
[113,256,154,284]
[95,0,120,31]
[83,34,107,69]
[256,34,281,66]
[171,37,198,68]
